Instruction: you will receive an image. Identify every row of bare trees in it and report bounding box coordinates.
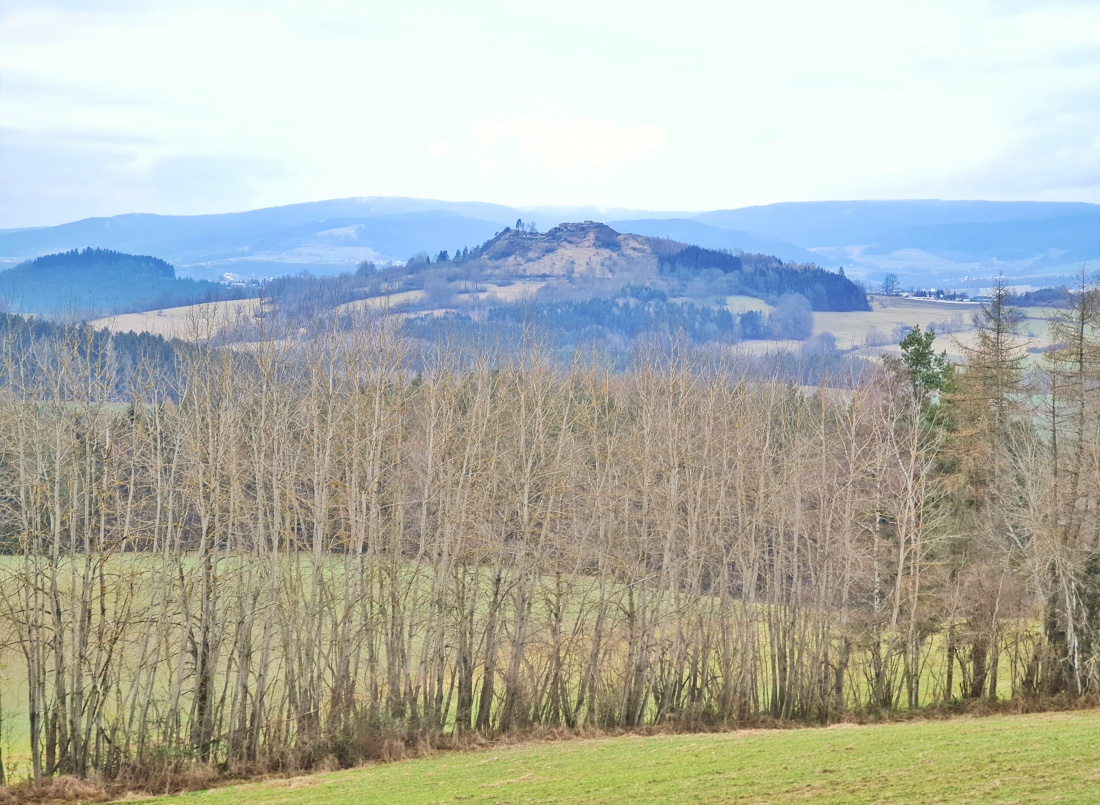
[0,281,1097,783]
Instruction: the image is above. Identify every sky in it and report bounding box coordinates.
[1,0,1098,228]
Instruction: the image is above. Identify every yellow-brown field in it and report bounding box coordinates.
[92,299,266,340]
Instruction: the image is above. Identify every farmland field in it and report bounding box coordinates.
[92,299,266,340]
[813,295,1058,361]
[722,294,1056,359]
[135,710,1100,804]
[814,295,981,351]
[87,291,1059,364]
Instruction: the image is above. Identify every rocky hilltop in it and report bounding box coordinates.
[452,220,869,312]
[472,221,660,279]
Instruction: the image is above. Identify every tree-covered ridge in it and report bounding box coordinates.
[485,286,735,344]
[400,285,819,350]
[25,247,175,277]
[658,245,871,312]
[0,247,247,316]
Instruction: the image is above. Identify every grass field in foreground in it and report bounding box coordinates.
[137,711,1100,804]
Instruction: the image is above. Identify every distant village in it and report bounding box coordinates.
[888,288,985,302]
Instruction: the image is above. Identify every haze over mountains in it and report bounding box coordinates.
[1,197,1096,290]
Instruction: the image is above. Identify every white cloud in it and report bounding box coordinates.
[0,0,1097,225]
[475,115,667,172]
[427,142,464,159]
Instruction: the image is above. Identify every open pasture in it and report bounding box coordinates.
[814,295,981,351]
[811,295,1059,361]
[725,294,775,315]
[332,281,548,320]
[92,299,265,341]
[335,289,426,312]
[136,710,1100,804]
[465,280,548,303]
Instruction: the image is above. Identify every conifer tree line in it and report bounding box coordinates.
[0,274,1097,784]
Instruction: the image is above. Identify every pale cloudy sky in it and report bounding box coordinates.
[1,0,1097,227]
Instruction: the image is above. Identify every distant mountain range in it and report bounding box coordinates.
[1,197,1096,289]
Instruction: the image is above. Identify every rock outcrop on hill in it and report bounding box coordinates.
[473,221,659,279]
[463,221,869,312]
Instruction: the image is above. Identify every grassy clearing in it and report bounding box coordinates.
[332,281,547,319]
[91,299,264,340]
[134,710,1100,804]
[467,281,547,303]
[725,294,775,315]
[336,289,426,312]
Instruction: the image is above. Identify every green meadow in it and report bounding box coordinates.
[136,710,1100,804]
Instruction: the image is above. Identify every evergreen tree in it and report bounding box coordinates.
[899,325,951,403]
[959,276,1028,434]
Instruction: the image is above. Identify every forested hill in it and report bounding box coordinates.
[456,221,867,312]
[658,245,871,311]
[0,247,245,316]
[384,224,869,353]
